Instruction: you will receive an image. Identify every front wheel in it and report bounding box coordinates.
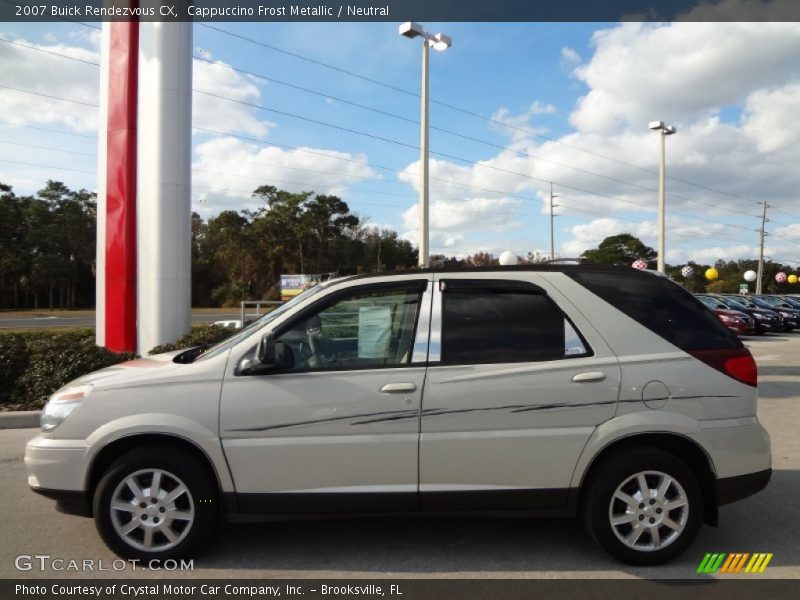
[582,449,704,565]
[93,446,219,560]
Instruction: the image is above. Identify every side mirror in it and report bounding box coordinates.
[257,333,276,366]
[239,334,293,374]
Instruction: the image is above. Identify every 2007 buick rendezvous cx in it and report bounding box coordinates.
[25,265,771,565]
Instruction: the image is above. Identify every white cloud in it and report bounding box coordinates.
[0,34,100,132]
[191,136,377,216]
[774,223,800,241]
[569,22,800,135]
[403,20,800,263]
[490,101,555,141]
[742,82,800,153]
[0,170,46,194]
[191,59,274,137]
[400,196,523,236]
[0,33,273,140]
[560,47,581,70]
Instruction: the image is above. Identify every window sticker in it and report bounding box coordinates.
[358,305,392,359]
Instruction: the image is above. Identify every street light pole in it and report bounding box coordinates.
[649,121,676,273]
[419,38,430,268]
[399,22,452,268]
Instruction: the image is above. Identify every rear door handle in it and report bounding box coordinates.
[572,372,606,382]
[380,383,417,393]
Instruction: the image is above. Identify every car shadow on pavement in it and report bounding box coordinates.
[198,469,799,577]
[749,335,793,342]
[758,365,800,377]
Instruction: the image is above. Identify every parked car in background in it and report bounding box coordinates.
[695,295,757,335]
[777,296,800,310]
[719,295,784,334]
[696,294,764,335]
[750,296,799,331]
[26,265,771,567]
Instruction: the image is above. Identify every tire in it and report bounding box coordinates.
[93,445,219,560]
[582,448,704,565]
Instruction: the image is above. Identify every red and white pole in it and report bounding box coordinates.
[96,21,192,355]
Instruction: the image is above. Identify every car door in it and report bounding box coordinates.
[419,274,621,511]
[220,278,432,514]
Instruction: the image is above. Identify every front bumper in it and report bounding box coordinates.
[31,487,92,517]
[25,435,90,516]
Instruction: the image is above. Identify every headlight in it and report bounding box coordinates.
[754,313,766,320]
[41,385,92,431]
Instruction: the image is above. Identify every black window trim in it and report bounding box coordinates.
[243,279,429,375]
[436,278,594,367]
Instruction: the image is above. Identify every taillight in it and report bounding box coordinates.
[689,347,757,387]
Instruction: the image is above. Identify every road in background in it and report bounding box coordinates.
[0,335,797,579]
[0,310,240,329]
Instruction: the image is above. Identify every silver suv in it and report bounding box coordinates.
[25,265,771,565]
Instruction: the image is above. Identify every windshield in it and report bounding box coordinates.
[193,284,329,362]
[752,297,776,310]
[759,296,788,308]
[730,296,755,308]
[698,295,724,309]
[782,297,800,309]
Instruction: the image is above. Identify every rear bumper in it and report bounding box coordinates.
[717,469,772,505]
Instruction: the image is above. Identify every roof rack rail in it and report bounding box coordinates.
[541,257,593,265]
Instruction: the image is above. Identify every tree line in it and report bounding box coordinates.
[1,182,795,310]
[0,181,418,309]
[580,233,798,294]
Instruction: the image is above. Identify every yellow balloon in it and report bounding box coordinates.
[789,274,799,285]
[705,268,719,281]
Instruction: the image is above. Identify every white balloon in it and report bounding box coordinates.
[744,270,757,282]
[499,251,516,266]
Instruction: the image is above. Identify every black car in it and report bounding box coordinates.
[710,294,782,334]
[777,295,800,311]
[754,295,800,331]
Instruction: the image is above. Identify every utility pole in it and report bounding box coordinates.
[549,182,559,261]
[756,202,769,295]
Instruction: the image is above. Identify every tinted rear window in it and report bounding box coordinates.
[568,271,740,351]
[441,280,591,364]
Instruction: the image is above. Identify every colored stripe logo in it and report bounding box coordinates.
[697,553,773,574]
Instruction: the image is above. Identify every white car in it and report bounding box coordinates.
[25,265,771,565]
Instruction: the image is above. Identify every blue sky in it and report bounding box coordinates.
[1,19,800,266]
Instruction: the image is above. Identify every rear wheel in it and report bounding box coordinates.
[93,446,219,560]
[582,448,704,565]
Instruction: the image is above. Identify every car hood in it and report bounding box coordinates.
[65,350,188,389]
[715,308,746,318]
[737,306,779,317]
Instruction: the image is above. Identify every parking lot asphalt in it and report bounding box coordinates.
[1,334,798,580]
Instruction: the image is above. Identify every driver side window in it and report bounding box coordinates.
[275,284,424,372]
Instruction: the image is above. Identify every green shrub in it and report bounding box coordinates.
[0,325,235,411]
[147,325,234,355]
[0,333,30,406]
[0,329,135,411]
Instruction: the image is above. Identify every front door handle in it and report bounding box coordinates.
[380,383,417,393]
[572,371,606,383]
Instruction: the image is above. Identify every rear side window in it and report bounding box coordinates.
[441,280,590,364]
[568,271,740,351]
